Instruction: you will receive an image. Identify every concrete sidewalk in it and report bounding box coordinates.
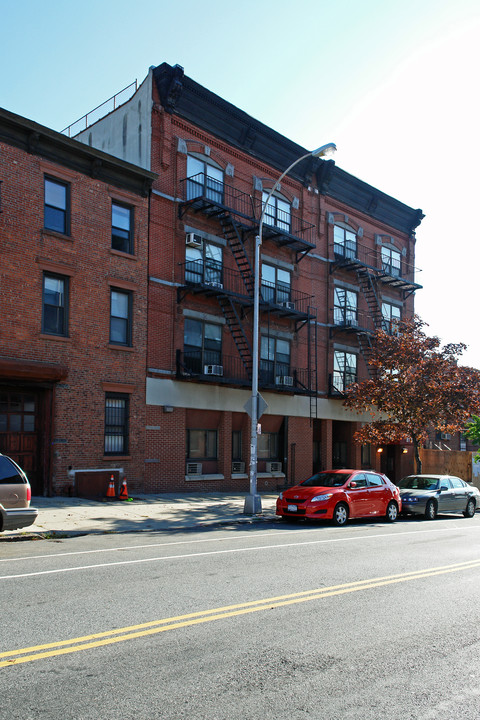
[1,492,280,540]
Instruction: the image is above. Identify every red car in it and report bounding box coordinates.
[276,469,402,525]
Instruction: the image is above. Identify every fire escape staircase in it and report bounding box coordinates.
[218,214,255,296]
[217,295,253,380]
[355,268,383,375]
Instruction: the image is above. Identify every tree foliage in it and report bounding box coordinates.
[343,317,480,473]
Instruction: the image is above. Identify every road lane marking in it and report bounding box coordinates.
[2,524,480,579]
[2,557,480,668]
[2,522,478,566]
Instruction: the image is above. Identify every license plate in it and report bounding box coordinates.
[287,504,297,512]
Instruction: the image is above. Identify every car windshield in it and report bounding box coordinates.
[399,476,439,490]
[300,472,351,488]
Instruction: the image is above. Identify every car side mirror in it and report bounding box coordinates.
[440,485,448,492]
[349,481,357,488]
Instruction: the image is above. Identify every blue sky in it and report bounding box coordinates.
[3,0,479,365]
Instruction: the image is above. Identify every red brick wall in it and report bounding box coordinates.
[0,142,150,494]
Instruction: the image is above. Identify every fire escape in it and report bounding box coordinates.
[329,238,422,384]
[176,172,319,419]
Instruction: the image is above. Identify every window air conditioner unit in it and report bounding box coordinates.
[232,461,245,474]
[205,281,223,289]
[186,462,202,475]
[276,375,293,386]
[281,301,295,310]
[266,462,282,473]
[186,233,203,248]
[204,364,224,376]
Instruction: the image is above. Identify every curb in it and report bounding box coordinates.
[0,512,280,542]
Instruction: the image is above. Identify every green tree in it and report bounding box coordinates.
[465,416,480,462]
[344,317,480,474]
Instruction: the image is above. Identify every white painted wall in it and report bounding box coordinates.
[75,71,152,170]
[146,376,373,423]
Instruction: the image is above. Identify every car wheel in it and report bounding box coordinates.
[463,498,476,518]
[385,501,399,523]
[332,503,349,526]
[425,499,437,520]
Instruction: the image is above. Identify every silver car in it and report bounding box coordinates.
[0,453,38,532]
[398,474,479,520]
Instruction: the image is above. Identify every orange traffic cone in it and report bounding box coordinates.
[119,478,129,500]
[106,475,115,498]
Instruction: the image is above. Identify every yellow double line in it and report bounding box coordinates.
[2,558,480,668]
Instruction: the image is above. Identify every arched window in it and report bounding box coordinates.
[262,191,291,232]
[187,155,223,204]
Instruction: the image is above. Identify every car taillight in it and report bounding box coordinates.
[26,485,31,503]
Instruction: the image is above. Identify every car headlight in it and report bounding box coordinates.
[311,493,333,503]
[279,492,283,500]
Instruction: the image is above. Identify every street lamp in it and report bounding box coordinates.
[243,143,337,515]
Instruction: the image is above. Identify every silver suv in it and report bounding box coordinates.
[0,454,38,532]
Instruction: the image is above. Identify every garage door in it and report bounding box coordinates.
[0,390,42,494]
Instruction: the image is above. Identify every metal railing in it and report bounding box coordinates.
[61,81,138,137]
[178,261,314,314]
[180,174,316,246]
[176,350,312,393]
[331,308,376,334]
[331,240,421,286]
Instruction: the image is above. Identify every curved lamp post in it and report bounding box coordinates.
[243,142,337,515]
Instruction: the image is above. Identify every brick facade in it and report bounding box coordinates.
[0,109,155,495]
[2,63,424,496]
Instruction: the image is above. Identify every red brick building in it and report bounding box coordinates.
[0,108,156,496]
[74,62,424,491]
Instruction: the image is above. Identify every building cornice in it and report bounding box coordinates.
[152,63,424,236]
[0,107,157,197]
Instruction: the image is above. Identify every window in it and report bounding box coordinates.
[334,288,358,326]
[333,225,356,259]
[361,444,372,467]
[257,432,279,460]
[112,202,133,254]
[261,264,291,305]
[232,431,242,461]
[184,319,222,373]
[0,455,24,484]
[382,302,401,334]
[110,289,132,346]
[185,241,223,286]
[42,273,68,336]
[44,177,69,234]
[333,441,348,468]
[262,192,291,232]
[0,393,36,434]
[187,429,217,459]
[333,351,357,392]
[366,473,384,487]
[260,336,290,384]
[381,246,401,277]
[104,394,129,455]
[187,155,223,204]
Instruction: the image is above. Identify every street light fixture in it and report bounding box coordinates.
[243,143,337,515]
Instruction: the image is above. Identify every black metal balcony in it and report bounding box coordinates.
[179,173,316,252]
[328,372,357,397]
[178,260,315,318]
[176,350,312,393]
[331,240,422,293]
[331,309,376,334]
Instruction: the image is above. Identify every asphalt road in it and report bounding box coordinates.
[2,515,480,719]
